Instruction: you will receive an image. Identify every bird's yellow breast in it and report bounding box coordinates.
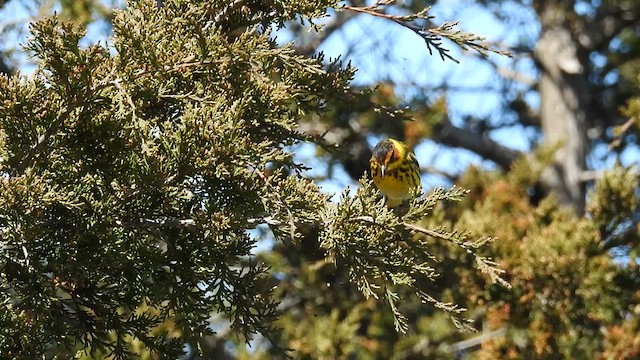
[372,166,414,201]
[370,160,419,207]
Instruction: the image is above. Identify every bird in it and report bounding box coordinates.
[370,138,422,208]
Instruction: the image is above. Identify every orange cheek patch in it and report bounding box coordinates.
[391,149,400,162]
[385,150,397,164]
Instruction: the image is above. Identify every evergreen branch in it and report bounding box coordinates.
[96,57,224,89]
[384,286,408,333]
[15,94,86,174]
[403,223,472,249]
[404,223,511,288]
[255,168,297,243]
[15,60,125,175]
[204,0,275,31]
[112,78,138,121]
[0,1,527,354]
[212,0,248,25]
[320,181,506,334]
[414,289,475,332]
[342,0,511,63]
[114,218,196,229]
[111,203,291,233]
[293,10,358,56]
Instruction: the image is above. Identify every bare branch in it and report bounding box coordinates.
[432,118,522,170]
[420,165,457,181]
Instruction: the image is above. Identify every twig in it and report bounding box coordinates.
[403,222,448,238]
[112,78,138,121]
[578,169,605,182]
[445,327,507,353]
[114,218,196,229]
[342,1,512,62]
[255,168,297,243]
[404,222,511,288]
[612,117,637,138]
[293,10,358,56]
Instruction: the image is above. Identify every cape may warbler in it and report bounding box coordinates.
[370,138,421,207]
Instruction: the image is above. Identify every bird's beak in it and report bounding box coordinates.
[380,164,386,179]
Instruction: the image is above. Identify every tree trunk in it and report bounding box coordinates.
[534,8,590,213]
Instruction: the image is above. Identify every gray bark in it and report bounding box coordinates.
[534,9,590,212]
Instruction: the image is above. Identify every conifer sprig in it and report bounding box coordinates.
[342,0,512,63]
[320,179,510,332]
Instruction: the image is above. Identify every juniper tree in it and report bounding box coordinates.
[0,0,510,358]
[270,0,640,358]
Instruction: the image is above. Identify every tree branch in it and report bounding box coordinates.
[342,1,511,63]
[292,10,358,57]
[114,218,196,229]
[421,165,457,181]
[432,118,522,170]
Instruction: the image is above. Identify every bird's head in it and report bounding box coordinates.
[371,138,405,178]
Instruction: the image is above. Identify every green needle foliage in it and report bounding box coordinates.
[321,181,508,333]
[0,0,509,358]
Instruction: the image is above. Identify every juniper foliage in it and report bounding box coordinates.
[0,0,508,357]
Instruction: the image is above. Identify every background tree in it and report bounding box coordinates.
[0,0,639,359]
